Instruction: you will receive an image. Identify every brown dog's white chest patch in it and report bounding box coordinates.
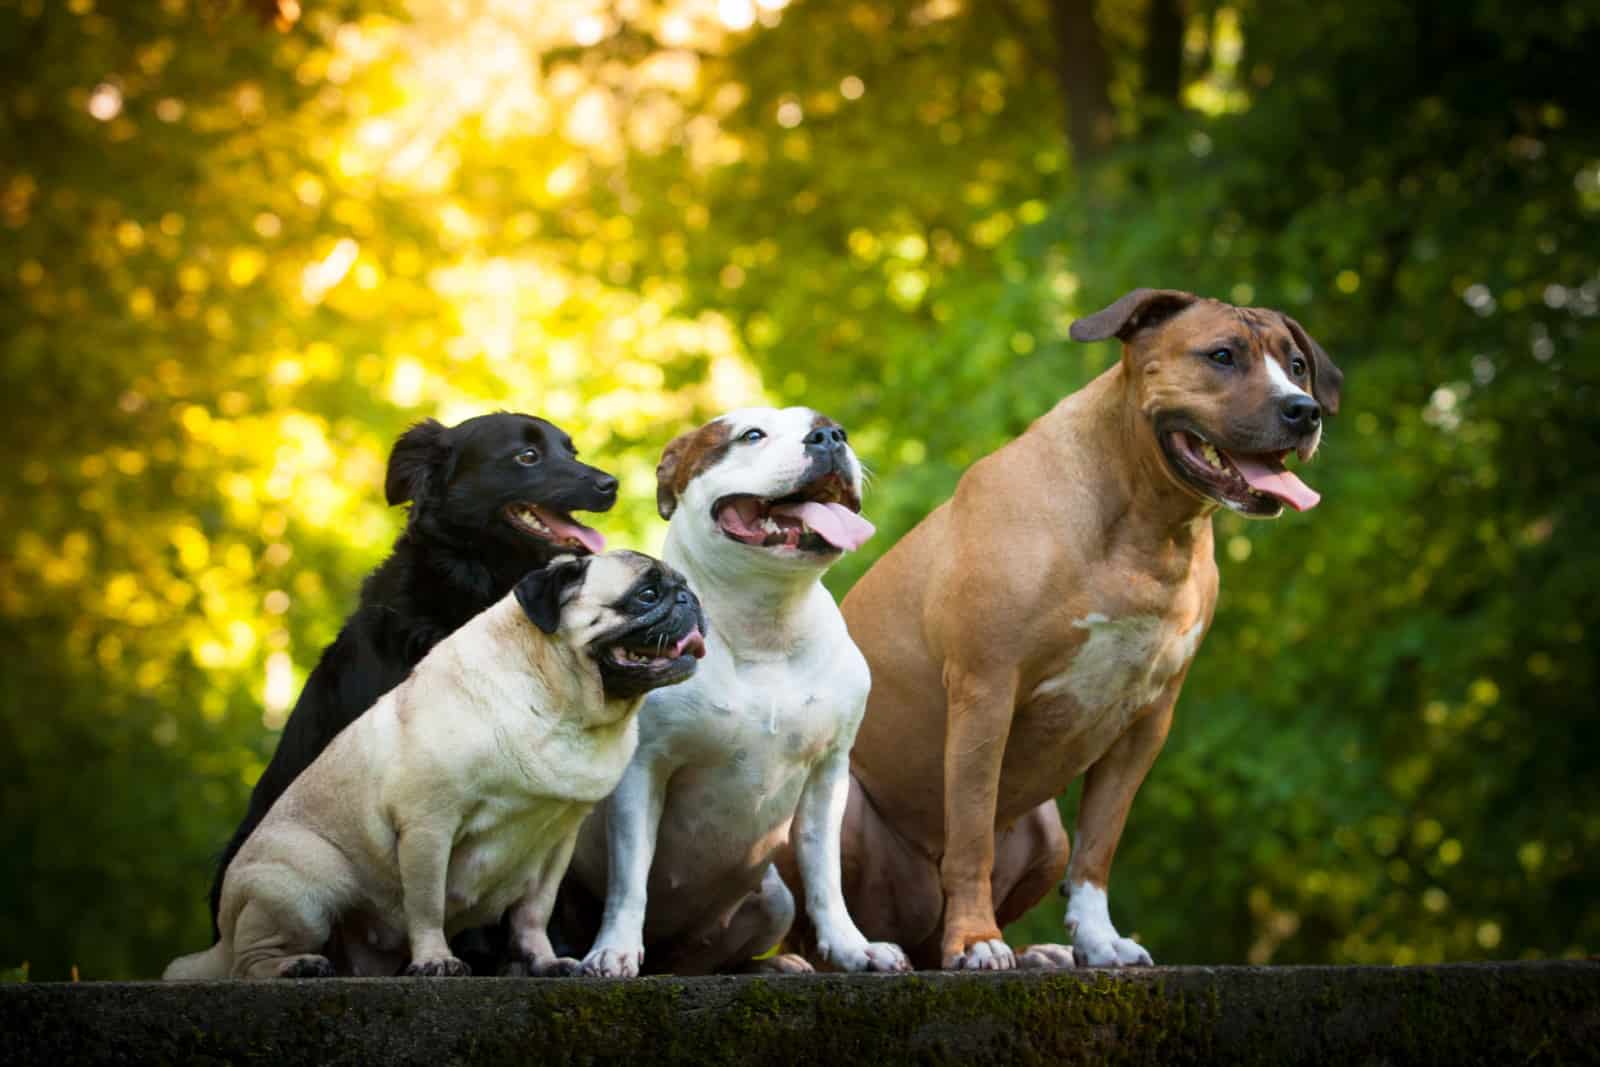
[1033,614,1204,722]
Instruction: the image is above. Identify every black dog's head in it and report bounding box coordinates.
[385,412,618,561]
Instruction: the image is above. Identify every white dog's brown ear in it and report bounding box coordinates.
[655,423,732,520]
[1279,313,1344,416]
[385,419,453,506]
[514,557,589,634]
[1070,289,1199,344]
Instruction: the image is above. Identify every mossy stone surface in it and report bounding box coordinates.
[2,962,1596,1065]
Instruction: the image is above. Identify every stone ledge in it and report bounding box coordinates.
[3,962,1596,1065]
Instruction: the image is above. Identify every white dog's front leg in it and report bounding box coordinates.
[793,746,909,973]
[1064,881,1152,966]
[580,756,669,978]
[396,821,469,976]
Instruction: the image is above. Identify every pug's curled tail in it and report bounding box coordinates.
[163,942,229,980]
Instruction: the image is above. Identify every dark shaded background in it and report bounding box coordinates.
[1,0,1596,980]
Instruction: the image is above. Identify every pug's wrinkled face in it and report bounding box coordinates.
[515,550,706,701]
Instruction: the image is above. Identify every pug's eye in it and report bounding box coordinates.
[635,585,660,606]
[739,427,766,444]
[515,448,541,466]
[1206,348,1234,367]
[1289,356,1307,378]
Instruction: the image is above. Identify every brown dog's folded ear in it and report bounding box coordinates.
[385,418,452,506]
[514,556,589,635]
[1069,288,1199,343]
[1279,314,1344,416]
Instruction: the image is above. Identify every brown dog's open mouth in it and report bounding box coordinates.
[712,474,873,554]
[503,503,606,554]
[1164,431,1321,516]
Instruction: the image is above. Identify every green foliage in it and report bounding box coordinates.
[1,0,1595,979]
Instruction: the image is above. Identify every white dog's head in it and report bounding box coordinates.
[656,407,873,572]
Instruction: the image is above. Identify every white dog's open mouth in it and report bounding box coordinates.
[503,503,606,554]
[713,474,874,553]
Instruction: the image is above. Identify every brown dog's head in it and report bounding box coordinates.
[1070,288,1343,518]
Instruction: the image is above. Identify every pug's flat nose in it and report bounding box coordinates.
[674,588,691,607]
[1280,395,1321,434]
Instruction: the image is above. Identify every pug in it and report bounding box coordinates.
[164,551,705,980]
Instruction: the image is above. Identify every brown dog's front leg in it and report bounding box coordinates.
[1064,694,1176,967]
[939,665,1018,970]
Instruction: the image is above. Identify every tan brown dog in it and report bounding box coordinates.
[808,288,1341,970]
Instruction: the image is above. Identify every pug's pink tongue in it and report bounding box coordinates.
[1223,451,1321,511]
[536,509,606,553]
[769,501,875,551]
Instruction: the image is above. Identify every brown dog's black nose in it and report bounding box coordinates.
[1281,395,1321,434]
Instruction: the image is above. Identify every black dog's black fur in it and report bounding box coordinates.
[208,412,618,938]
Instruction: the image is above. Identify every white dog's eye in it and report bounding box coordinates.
[515,448,541,466]
[738,428,766,444]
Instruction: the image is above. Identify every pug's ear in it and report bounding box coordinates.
[514,557,589,635]
[385,419,454,506]
[1279,313,1344,416]
[1069,288,1199,344]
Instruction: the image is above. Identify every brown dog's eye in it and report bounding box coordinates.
[515,448,541,466]
[1207,348,1234,367]
[1290,356,1307,377]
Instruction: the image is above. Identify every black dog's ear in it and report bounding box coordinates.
[514,557,589,635]
[1069,288,1199,343]
[385,419,452,507]
[1279,313,1344,416]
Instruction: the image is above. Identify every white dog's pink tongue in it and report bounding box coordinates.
[1223,451,1321,512]
[537,509,606,554]
[770,501,875,551]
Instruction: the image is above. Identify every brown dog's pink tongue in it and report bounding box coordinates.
[769,501,875,551]
[1223,452,1321,512]
[535,508,607,554]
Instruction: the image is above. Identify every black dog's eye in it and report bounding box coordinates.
[1206,348,1234,367]
[1289,356,1307,377]
[739,428,766,444]
[515,448,541,466]
[635,585,660,606]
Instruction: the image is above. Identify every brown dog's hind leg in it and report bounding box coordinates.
[993,800,1075,969]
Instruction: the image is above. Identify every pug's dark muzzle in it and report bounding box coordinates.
[595,586,707,700]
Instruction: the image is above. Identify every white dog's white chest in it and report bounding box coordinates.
[1034,613,1204,722]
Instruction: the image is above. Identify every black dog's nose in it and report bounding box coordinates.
[1280,395,1321,433]
[592,472,618,495]
[804,426,848,452]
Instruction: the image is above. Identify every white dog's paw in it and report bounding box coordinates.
[580,944,643,978]
[825,939,910,973]
[1073,931,1152,967]
[1015,943,1076,970]
[944,938,1015,971]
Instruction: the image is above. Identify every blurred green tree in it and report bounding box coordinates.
[1,0,1595,978]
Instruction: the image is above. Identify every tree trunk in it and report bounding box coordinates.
[1046,0,1116,161]
[1143,0,1185,105]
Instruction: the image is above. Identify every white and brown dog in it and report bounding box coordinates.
[164,551,705,980]
[569,407,909,976]
[824,289,1342,970]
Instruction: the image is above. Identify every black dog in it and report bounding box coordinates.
[208,412,618,936]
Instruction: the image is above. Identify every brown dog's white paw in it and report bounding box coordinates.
[1015,943,1076,969]
[943,938,1015,971]
[1074,935,1152,967]
[404,955,471,977]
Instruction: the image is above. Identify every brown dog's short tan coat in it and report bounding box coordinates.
[806,289,1342,969]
